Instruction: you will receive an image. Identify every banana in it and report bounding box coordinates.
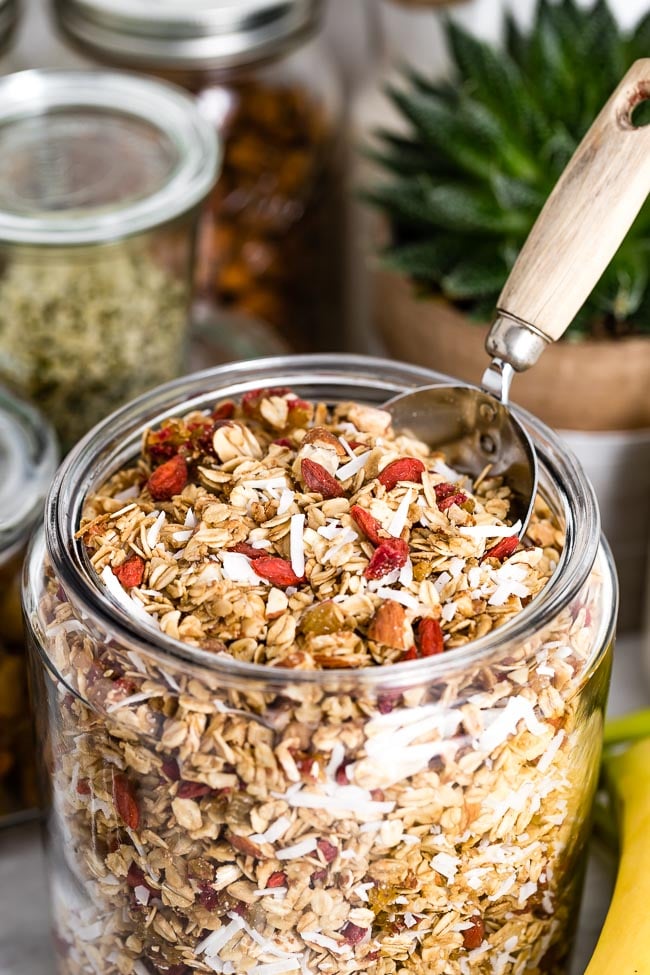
[585,737,650,975]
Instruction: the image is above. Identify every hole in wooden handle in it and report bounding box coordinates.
[620,81,650,129]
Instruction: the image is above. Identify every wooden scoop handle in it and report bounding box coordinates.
[497,59,650,344]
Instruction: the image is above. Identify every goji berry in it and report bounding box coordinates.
[212,401,235,420]
[113,555,145,588]
[177,781,212,799]
[267,871,287,888]
[147,455,188,501]
[350,505,384,546]
[480,535,519,563]
[364,538,409,580]
[462,915,485,949]
[438,492,467,512]
[317,839,338,863]
[273,438,293,447]
[400,647,418,662]
[253,556,305,587]
[112,772,139,830]
[161,757,180,781]
[417,617,445,656]
[378,457,425,491]
[228,542,266,560]
[301,458,344,499]
[340,921,368,945]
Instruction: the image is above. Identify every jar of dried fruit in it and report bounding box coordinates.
[0,385,57,826]
[0,69,219,452]
[54,0,345,353]
[24,355,617,975]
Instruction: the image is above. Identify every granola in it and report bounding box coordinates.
[28,387,613,975]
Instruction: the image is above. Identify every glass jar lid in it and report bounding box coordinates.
[0,386,58,561]
[54,0,323,69]
[0,70,220,245]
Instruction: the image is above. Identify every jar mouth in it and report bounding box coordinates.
[54,0,323,70]
[42,354,611,689]
[0,70,220,245]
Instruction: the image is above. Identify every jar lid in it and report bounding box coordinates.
[0,387,58,560]
[54,0,323,69]
[0,70,220,245]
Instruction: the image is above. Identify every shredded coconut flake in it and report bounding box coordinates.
[146,511,166,549]
[460,519,522,539]
[290,513,306,579]
[336,451,371,480]
[220,552,260,585]
[388,488,413,538]
[277,489,295,516]
[276,836,318,860]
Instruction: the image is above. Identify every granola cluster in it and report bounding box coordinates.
[32,388,611,975]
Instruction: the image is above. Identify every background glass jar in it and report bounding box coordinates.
[24,356,616,975]
[0,69,219,451]
[54,0,345,353]
[0,384,57,826]
[0,0,18,61]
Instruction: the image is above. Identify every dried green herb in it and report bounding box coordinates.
[0,246,187,449]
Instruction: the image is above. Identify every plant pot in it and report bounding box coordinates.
[375,268,650,630]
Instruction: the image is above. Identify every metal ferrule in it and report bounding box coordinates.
[485,312,551,373]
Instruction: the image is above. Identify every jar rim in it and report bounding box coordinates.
[0,385,58,560]
[54,0,323,70]
[41,354,613,689]
[0,70,220,245]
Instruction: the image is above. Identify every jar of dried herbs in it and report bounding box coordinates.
[55,0,345,353]
[0,384,57,827]
[0,70,219,451]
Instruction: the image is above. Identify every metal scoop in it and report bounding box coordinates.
[385,59,650,532]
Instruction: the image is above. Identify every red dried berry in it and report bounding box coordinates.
[287,397,314,427]
[434,482,456,501]
[400,647,418,662]
[317,839,338,863]
[112,773,139,830]
[273,438,293,447]
[212,401,235,420]
[480,535,519,564]
[147,456,188,501]
[76,778,91,795]
[370,788,385,802]
[348,441,365,450]
[113,555,145,589]
[377,690,401,714]
[295,754,318,780]
[126,863,147,888]
[301,458,344,500]
[378,457,425,491]
[364,538,409,580]
[462,915,485,950]
[198,886,219,911]
[242,386,291,416]
[335,760,351,785]
[350,505,384,546]
[267,871,287,888]
[340,921,368,945]
[310,867,328,886]
[228,542,266,560]
[438,492,467,512]
[161,757,180,782]
[253,556,305,587]
[177,781,212,799]
[417,617,445,657]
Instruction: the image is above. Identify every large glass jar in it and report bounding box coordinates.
[24,356,617,975]
[0,385,58,826]
[54,0,345,354]
[0,69,218,451]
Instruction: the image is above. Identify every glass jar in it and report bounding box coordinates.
[0,69,219,451]
[24,355,617,975]
[0,384,58,825]
[54,0,345,353]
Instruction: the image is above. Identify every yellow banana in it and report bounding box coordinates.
[585,736,650,975]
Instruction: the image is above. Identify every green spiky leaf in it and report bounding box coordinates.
[368,0,650,339]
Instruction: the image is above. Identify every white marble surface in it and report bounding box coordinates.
[0,633,645,975]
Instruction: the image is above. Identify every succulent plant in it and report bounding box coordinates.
[367,0,650,338]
